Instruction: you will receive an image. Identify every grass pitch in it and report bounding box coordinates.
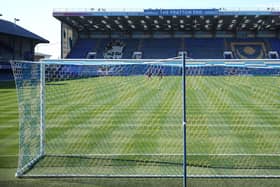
[1,75,280,186]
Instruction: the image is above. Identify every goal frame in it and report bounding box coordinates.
[12,58,280,180]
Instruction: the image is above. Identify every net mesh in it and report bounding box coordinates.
[11,59,280,177]
[186,71,280,176]
[11,62,42,175]
[12,60,182,177]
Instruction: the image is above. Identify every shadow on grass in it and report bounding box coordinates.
[10,178,182,187]
[2,178,280,187]
[0,81,15,89]
[46,83,67,86]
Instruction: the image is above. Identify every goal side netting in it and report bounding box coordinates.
[11,59,280,178]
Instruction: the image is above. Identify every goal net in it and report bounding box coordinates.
[12,59,183,177]
[11,59,280,178]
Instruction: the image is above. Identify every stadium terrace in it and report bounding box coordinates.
[53,8,280,59]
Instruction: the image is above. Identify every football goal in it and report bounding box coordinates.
[11,58,280,179]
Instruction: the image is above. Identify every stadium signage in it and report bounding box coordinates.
[53,9,280,17]
[144,9,219,16]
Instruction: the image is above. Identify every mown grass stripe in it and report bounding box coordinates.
[2,75,280,177]
[220,77,280,155]
[45,77,136,154]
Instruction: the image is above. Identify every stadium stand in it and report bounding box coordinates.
[225,38,268,59]
[0,19,48,61]
[185,38,225,59]
[267,38,280,51]
[141,38,181,59]
[0,19,49,80]
[122,39,140,59]
[67,39,98,58]
[66,38,280,59]
[53,9,280,60]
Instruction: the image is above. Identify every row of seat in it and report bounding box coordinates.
[67,38,280,59]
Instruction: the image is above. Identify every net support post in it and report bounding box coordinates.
[182,54,187,187]
[15,154,45,178]
[39,63,46,156]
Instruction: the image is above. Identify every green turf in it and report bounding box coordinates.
[1,75,280,186]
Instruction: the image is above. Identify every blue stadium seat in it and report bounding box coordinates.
[141,38,181,59]
[267,38,280,52]
[185,38,225,59]
[67,39,98,58]
[66,38,279,60]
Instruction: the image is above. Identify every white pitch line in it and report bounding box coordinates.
[188,153,280,156]
[44,124,280,128]
[48,154,182,157]
[187,175,280,178]
[0,126,17,128]
[0,153,280,157]
[187,124,280,128]
[47,153,280,157]
[20,174,280,178]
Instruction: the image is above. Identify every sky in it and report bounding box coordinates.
[1,0,280,58]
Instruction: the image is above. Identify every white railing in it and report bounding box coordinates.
[219,7,280,11]
[53,7,280,13]
[53,8,144,13]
